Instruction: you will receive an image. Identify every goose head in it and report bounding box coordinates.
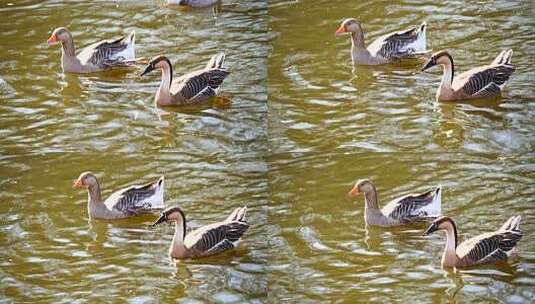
[335,18,363,36]
[140,55,172,77]
[423,216,456,236]
[421,50,454,71]
[73,171,98,189]
[151,206,185,227]
[47,27,72,46]
[348,179,374,197]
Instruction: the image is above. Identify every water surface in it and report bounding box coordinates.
[266,0,534,302]
[1,0,269,302]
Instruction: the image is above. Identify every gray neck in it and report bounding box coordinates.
[351,30,366,49]
[60,38,82,71]
[350,31,373,65]
[363,186,390,226]
[87,183,102,204]
[86,183,118,219]
[156,63,173,104]
[364,187,379,210]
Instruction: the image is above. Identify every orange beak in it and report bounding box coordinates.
[348,185,360,197]
[47,34,57,45]
[72,179,82,188]
[335,26,347,36]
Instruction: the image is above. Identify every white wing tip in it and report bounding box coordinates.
[420,21,427,31]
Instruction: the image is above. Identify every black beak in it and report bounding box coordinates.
[140,64,154,77]
[421,58,436,72]
[422,223,438,236]
[150,213,167,228]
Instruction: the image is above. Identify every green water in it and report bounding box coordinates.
[1,0,534,303]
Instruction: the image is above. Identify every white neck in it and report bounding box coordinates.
[441,227,458,268]
[169,218,186,257]
[438,61,454,93]
[156,64,172,105]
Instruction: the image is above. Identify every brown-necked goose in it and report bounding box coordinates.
[73,172,164,219]
[349,179,442,227]
[140,53,230,106]
[335,18,428,66]
[421,49,516,101]
[168,0,220,7]
[423,216,523,268]
[47,27,136,73]
[151,206,249,259]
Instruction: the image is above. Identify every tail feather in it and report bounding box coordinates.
[419,21,427,33]
[431,185,442,215]
[500,215,522,232]
[128,31,136,45]
[226,206,247,222]
[492,49,513,65]
[150,176,165,209]
[206,52,226,69]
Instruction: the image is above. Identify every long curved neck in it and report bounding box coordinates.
[350,30,373,65]
[86,182,117,219]
[60,36,82,70]
[350,29,366,49]
[170,216,187,257]
[363,186,379,210]
[156,62,173,105]
[363,186,389,225]
[61,37,76,57]
[441,222,459,267]
[439,57,455,91]
[87,183,102,205]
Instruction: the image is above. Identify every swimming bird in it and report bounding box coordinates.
[47,27,136,73]
[151,206,249,259]
[168,0,220,8]
[335,18,428,65]
[140,53,230,106]
[349,179,441,227]
[423,215,523,268]
[421,49,515,101]
[73,172,164,219]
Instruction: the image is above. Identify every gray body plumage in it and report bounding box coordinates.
[422,49,515,101]
[424,215,523,268]
[456,215,523,266]
[141,53,230,106]
[152,206,249,259]
[78,33,135,69]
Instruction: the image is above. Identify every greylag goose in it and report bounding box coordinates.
[140,53,230,106]
[349,179,442,227]
[47,27,136,73]
[423,216,523,268]
[335,18,428,65]
[73,172,164,219]
[151,206,249,259]
[421,49,516,101]
[168,0,220,7]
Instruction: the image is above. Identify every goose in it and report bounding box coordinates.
[335,18,428,65]
[73,172,164,219]
[421,49,516,101]
[140,53,230,106]
[423,216,523,268]
[47,27,136,73]
[348,179,442,227]
[151,206,249,259]
[168,0,220,7]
